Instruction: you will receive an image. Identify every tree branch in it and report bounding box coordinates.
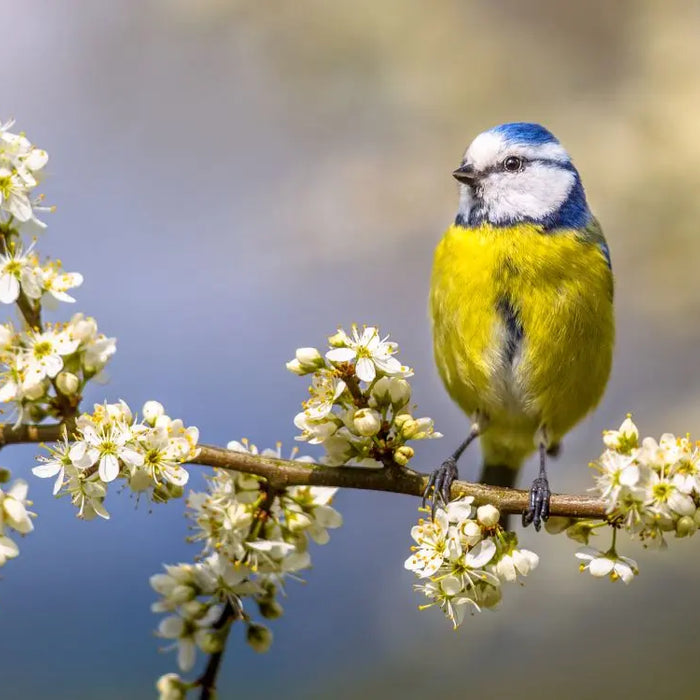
[0,422,66,447]
[197,600,237,700]
[1,422,608,519]
[192,445,607,519]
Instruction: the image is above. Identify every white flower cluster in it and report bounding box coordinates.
[33,400,199,519]
[596,416,700,542]
[0,313,116,424]
[0,241,83,306]
[546,416,700,584]
[0,478,35,567]
[405,498,538,628]
[0,119,51,230]
[152,440,342,678]
[288,325,441,468]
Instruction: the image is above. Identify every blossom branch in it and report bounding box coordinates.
[192,445,608,519]
[0,421,607,519]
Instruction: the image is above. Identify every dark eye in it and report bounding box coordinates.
[503,156,523,172]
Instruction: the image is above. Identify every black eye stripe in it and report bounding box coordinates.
[473,157,572,177]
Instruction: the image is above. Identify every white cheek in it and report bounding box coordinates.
[456,184,475,221]
[480,164,575,223]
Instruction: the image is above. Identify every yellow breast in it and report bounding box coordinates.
[430,222,614,461]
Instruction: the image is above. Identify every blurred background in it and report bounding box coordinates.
[2,0,700,697]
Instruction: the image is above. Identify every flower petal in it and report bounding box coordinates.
[355,357,376,383]
[588,556,615,577]
[99,453,120,482]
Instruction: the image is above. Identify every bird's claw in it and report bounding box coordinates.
[522,476,551,531]
[422,457,458,519]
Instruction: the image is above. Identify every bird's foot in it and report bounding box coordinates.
[522,476,551,531]
[422,457,458,518]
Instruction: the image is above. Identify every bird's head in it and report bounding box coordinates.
[453,122,591,231]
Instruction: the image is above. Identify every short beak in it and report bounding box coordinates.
[452,163,478,185]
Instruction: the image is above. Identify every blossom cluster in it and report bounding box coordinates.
[546,416,700,584]
[0,478,35,567]
[406,497,538,628]
[596,416,700,542]
[152,440,342,685]
[288,325,441,468]
[0,313,115,424]
[0,240,83,307]
[0,119,51,230]
[34,400,199,519]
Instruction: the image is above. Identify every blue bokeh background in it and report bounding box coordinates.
[2,1,700,698]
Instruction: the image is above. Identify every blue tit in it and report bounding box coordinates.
[426,122,613,529]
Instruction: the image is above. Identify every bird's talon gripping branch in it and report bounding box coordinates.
[422,456,458,517]
[422,423,480,518]
[523,440,551,530]
[522,475,551,530]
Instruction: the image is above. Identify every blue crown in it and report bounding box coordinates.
[489,122,559,146]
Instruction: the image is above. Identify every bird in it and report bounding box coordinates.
[425,122,614,530]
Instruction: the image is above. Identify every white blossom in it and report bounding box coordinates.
[576,547,638,584]
[406,497,537,627]
[0,479,34,534]
[157,606,221,672]
[32,431,73,494]
[22,326,80,385]
[0,241,41,304]
[325,325,412,383]
[36,401,197,514]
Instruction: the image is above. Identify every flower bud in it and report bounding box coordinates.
[106,400,133,424]
[399,418,419,439]
[69,315,97,341]
[198,630,225,654]
[24,381,46,401]
[393,413,411,430]
[370,376,391,406]
[0,468,10,484]
[143,400,165,425]
[286,358,304,375]
[246,623,273,653]
[566,520,596,545]
[544,516,573,534]
[676,515,697,538]
[156,673,187,700]
[393,445,414,466]
[477,504,500,527]
[26,404,48,423]
[180,600,209,619]
[56,371,80,396]
[353,408,382,437]
[170,584,197,604]
[327,330,347,348]
[297,347,324,372]
[461,520,482,545]
[258,597,284,620]
[388,377,411,408]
